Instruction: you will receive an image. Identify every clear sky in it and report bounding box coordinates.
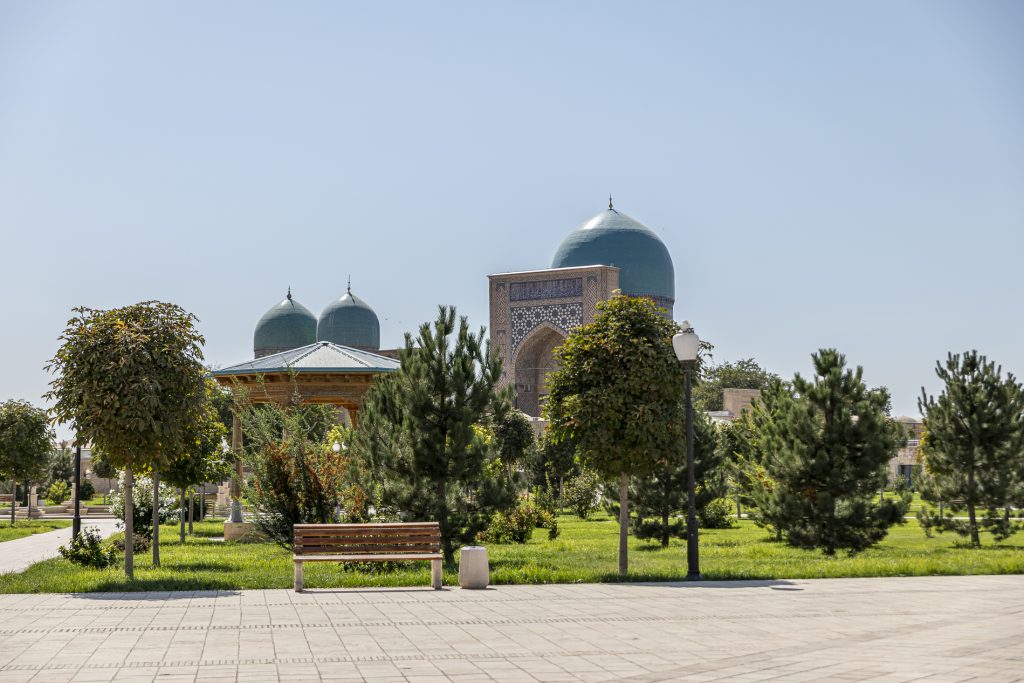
[2,1,1022,435]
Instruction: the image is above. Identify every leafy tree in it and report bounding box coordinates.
[526,430,578,509]
[0,400,53,524]
[493,409,536,474]
[695,358,778,411]
[544,295,690,576]
[47,302,207,579]
[917,351,1024,545]
[163,383,229,542]
[750,350,907,555]
[631,412,724,546]
[46,443,75,490]
[353,306,515,563]
[90,450,118,502]
[563,468,603,519]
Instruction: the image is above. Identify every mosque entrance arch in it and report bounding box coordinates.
[512,323,567,417]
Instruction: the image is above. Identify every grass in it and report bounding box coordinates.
[0,520,72,543]
[1,512,1022,594]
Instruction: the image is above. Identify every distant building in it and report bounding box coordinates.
[890,416,923,485]
[489,199,676,417]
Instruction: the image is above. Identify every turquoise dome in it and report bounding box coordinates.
[317,286,381,351]
[551,205,675,313]
[254,290,317,358]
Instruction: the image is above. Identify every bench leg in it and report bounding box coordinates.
[431,559,442,590]
[294,561,303,592]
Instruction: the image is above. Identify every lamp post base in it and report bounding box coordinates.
[228,500,243,523]
[686,571,703,581]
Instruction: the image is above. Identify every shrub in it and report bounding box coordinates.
[78,479,96,501]
[110,473,177,539]
[45,480,71,505]
[564,469,602,519]
[699,498,735,529]
[113,534,151,553]
[633,518,685,543]
[58,527,118,568]
[480,496,558,544]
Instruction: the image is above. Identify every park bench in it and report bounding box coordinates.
[292,522,443,591]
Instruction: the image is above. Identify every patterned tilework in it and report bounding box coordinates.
[510,303,583,352]
[510,278,583,302]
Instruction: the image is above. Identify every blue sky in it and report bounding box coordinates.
[1,1,1022,433]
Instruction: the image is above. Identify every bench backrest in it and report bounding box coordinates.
[293,522,441,556]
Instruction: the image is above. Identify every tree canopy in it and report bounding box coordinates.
[544,295,691,575]
[695,358,778,411]
[46,301,208,578]
[0,400,53,524]
[917,351,1024,545]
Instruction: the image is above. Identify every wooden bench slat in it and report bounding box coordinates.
[295,546,440,554]
[291,522,445,592]
[294,553,444,562]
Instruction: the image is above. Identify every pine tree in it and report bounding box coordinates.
[753,349,907,555]
[917,351,1024,545]
[630,412,723,546]
[354,306,515,564]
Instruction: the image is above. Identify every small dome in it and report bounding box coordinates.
[317,284,381,352]
[254,289,317,358]
[551,202,675,313]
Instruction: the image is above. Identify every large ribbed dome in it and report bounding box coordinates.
[317,285,381,352]
[551,203,675,313]
[253,290,317,358]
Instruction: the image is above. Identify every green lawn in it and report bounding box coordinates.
[1,512,1022,594]
[0,520,72,543]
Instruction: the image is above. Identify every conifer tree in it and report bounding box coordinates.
[354,306,515,563]
[753,349,907,555]
[630,412,723,546]
[917,351,1024,545]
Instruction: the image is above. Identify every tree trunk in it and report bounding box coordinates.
[736,498,741,519]
[188,490,194,534]
[152,471,160,567]
[660,508,669,548]
[26,482,32,519]
[10,481,16,525]
[200,488,205,521]
[124,469,134,580]
[179,488,186,543]
[967,465,980,546]
[437,479,452,565]
[558,476,564,514]
[618,472,629,577]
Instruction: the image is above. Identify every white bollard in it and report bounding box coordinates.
[458,546,489,589]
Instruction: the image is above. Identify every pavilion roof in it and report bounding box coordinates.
[211,341,400,377]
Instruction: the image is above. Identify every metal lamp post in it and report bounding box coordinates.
[72,442,82,540]
[672,321,701,581]
[332,441,344,521]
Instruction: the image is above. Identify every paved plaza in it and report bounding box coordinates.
[0,575,1021,682]
[0,520,121,575]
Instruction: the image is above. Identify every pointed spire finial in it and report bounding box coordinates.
[347,275,351,294]
[287,286,292,301]
[609,194,614,210]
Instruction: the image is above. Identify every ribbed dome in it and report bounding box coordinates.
[254,290,318,358]
[317,286,381,352]
[551,204,675,313]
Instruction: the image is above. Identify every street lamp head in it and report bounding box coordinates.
[332,441,341,454]
[672,321,700,362]
[221,438,230,455]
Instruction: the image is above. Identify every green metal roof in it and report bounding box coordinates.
[253,292,317,358]
[317,288,381,351]
[551,206,675,306]
[212,341,399,377]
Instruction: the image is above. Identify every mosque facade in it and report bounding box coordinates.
[239,199,677,420]
[488,199,677,417]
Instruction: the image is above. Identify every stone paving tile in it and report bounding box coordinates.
[1,576,1023,681]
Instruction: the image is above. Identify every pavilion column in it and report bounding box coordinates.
[228,412,244,523]
[347,407,358,429]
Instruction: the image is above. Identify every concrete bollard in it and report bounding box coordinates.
[458,546,489,589]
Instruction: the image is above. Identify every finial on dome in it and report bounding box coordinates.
[287,286,292,301]
[347,275,351,294]
[608,194,614,210]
